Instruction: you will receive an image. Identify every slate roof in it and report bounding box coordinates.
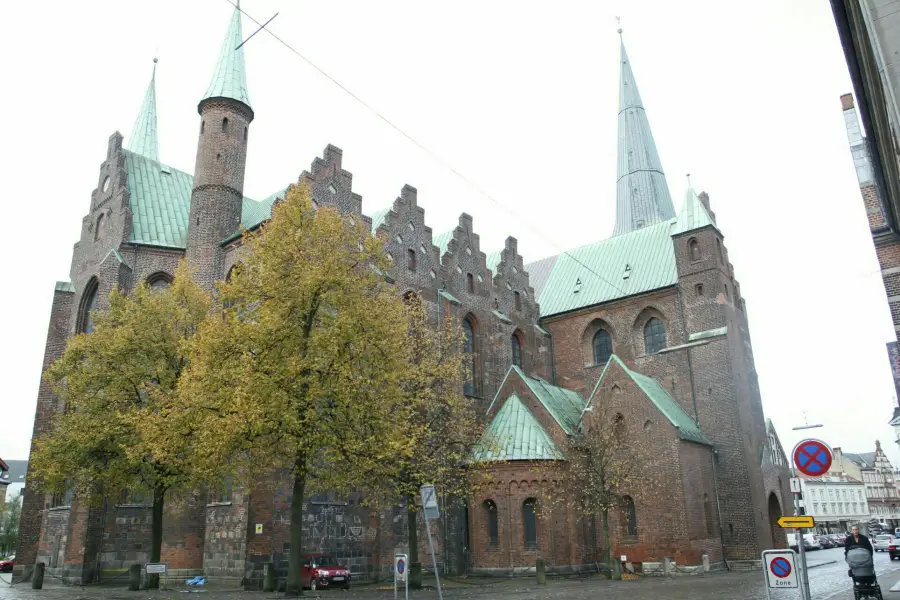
[845,452,877,468]
[471,393,563,462]
[486,365,586,436]
[1,460,27,486]
[202,4,251,108]
[588,355,711,446]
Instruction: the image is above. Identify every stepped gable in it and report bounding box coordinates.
[298,144,363,218]
[438,213,490,300]
[484,236,539,319]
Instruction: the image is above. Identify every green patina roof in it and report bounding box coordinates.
[530,220,678,318]
[671,187,719,237]
[123,149,285,249]
[485,251,502,273]
[688,326,727,342]
[55,281,75,293]
[438,289,461,305]
[491,309,511,324]
[589,355,711,446]
[202,4,251,109]
[487,366,586,435]
[432,231,454,255]
[127,62,159,162]
[368,207,391,234]
[472,393,563,462]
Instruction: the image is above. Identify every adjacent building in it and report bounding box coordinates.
[0,459,9,505]
[799,476,869,533]
[16,6,791,585]
[832,444,900,527]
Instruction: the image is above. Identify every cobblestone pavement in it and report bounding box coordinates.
[2,548,898,600]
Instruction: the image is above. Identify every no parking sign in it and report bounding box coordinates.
[762,549,799,598]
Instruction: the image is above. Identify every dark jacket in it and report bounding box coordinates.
[845,533,873,555]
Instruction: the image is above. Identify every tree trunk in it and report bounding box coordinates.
[602,508,611,577]
[285,462,307,597]
[147,486,165,589]
[406,494,422,589]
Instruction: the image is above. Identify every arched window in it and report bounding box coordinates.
[514,291,522,311]
[622,496,637,536]
[483,500,499,547]
[592,330,612,365]
[644,317,667,354]
[407,249,416,271]
[466,273,475,293]
[463,317,477,397]
[94,214,105,241]
[689,239,701,261]
[523,498,538,549]
[222,117,229,133]
[146,272,172,292]
[511,331,523,368]
[201,120,205,134]
[81,279,99,334]
[243,126,248,141]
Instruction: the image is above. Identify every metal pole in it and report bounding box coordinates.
[394,556,397,600]
[423,513,444,600]
[793,472,811,600]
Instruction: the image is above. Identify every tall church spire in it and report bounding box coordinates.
[200,1,251,111]
[612,33,675,236]
[127,58,159,162]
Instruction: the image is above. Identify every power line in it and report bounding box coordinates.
[226,0,630,298]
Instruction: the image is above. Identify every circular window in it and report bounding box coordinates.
[101,176,110,193]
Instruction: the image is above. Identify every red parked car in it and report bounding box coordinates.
[0,555,14,573]
[301,554,351,590]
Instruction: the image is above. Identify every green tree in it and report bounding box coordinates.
[181,184,416,596]
[30,264,210,587]
[0,495,21,556]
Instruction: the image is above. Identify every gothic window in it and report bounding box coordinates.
[463,316,477,397]
[644,317,666,354]
[222,117,229,133]
[511,331,523,368]
[622,496,637,536]
[81,278,99,334]
[689,239,701,261]
[592,330,612,365]
[523,498,538,549]
[514,291,522,311]
[407,249,416,271]
[94,214,105,241]
[147,272,172,291]
[695,284,704,296]
[484,500,499,547]
[613,413,626,442]
[467,273,475,293]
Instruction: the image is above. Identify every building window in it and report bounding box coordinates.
[201,120,205,134]
[511,332,523,368]
[407,249,416,271]
[95,214,105,241]
[222,117,229,133]
[514,291,522,311]
[50,490,73,508]
[523,498,538,550]
[724,283,729,299]
[695,283,704,296]
[101,176,111,193]
[80,278,100,334]
[467,273,475,293]
[716,239,723,263]
[243,126,248,141]
[622,496,637,536]
[613,413,626,441]
[592,330,612,365]
[209,479,233,504]
[644,317,667,354]
[463,316,477,397]
[484,500,499,547]
[689,239,701,261]
[147,272,172,291]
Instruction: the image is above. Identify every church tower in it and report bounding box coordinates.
[612,32,676,236]
[187,3,253,288]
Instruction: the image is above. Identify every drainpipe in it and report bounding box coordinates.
[675,287,701,423]
[543,324,557,385]
[710,450,730,571]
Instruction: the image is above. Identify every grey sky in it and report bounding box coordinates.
[1,0,896,465]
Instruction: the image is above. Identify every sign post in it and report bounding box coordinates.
[420,484,444,600]
[145,563,168,592]
[789,438,833,600]
[394,553,408,600]
[761,550,800,600]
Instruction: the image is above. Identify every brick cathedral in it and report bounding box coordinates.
[18,5,793,584]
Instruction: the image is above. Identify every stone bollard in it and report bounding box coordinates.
[702,554,710,574]
[263,563,276,593]
[609,559,622,581]
[409,562,423,590]
[128,564,141,591]
[31,563,45,590]
[663,557,673,578]
[536,559,546,584]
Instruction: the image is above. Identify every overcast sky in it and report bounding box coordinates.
[1,0,897,467]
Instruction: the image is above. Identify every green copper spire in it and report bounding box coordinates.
[127,58,159,162]
[201,2,251,110]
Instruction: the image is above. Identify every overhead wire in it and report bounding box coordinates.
[225,0,631,299]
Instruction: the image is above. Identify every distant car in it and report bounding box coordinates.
[804,533,821,551]
[889,540,900,560]
[301,554,351,591]
[0,555,14,573]
[874,534,894,552]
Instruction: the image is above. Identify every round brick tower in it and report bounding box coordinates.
[187,3,253,289]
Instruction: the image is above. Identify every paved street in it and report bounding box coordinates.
[2,548,899,600]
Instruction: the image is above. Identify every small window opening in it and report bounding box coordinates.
[467,273,474,293]
[222,117,229,133]
[514,291,522,311]
[201,120,205,134]
[243,126,248,141]
[407,249,416,271]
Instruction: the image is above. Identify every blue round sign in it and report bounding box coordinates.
[397,558,405,575]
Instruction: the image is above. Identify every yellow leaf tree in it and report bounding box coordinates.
[30,263,210,588]
[181,184,416,596]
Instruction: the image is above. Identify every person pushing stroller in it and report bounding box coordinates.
[846,526,882,600]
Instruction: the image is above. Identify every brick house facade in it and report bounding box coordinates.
[16,5,790,585]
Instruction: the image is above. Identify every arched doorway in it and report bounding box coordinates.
[768,493,784,548]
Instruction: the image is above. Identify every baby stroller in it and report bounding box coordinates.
[847,547,883,600]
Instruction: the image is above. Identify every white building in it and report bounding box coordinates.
[800,475,869,533]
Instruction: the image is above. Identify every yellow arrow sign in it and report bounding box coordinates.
[778,516,815,529]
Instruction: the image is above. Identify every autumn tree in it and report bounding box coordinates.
[30,264,210,587]
[559,401,649,574]
[181,184,417,596]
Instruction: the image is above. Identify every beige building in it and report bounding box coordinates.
[832,443,900,526]
[799,475,869,533]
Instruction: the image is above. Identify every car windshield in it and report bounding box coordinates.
[311,556,339,566]
[877,535,892,541]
